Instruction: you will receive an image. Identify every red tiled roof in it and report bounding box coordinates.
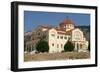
[59,19,74,27]
[40,25,52,31]
[58,30,72,35]
[38,20,74,35]
[62,19,73,24]
[55,28,66,31]
[41,25,52,29]
[40,25,73,35]
[57,28,73,35]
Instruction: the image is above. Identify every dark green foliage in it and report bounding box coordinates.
[36,40,49,53]
[64,41,74,52]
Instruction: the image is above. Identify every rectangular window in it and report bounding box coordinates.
[57,36,59,39]
[60,36,63,39]
[38,33,40,35]
[61,44,63,48]
[64,36,67,39]
[51,34,54,36]
[52,43,54,46]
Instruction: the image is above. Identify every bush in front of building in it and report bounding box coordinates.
[64,41,74,52]
[36,40,49,53]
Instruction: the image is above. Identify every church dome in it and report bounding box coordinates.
[59,19,74,26]
[59,19,74,30]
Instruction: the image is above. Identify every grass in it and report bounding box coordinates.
[24,52,90,62]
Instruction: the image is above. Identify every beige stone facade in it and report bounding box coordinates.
[25,19,89,53]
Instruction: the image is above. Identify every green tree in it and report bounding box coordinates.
[64,41,74,52]
[36,40,49,53]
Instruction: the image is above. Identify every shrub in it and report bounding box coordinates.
[64,41,74,52]
[36,40,49,53]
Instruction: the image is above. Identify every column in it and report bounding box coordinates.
[75,42,77,51]
[79,43,80,50]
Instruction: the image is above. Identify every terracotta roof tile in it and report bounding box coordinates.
[59,19,74,27]
[41,25,52,29]
[57,29,73,35]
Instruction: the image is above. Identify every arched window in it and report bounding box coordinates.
[52,43,54,46]
[61,44,63,48]
[74,31,83,41]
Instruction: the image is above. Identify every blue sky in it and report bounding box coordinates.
[24,11,90,32]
